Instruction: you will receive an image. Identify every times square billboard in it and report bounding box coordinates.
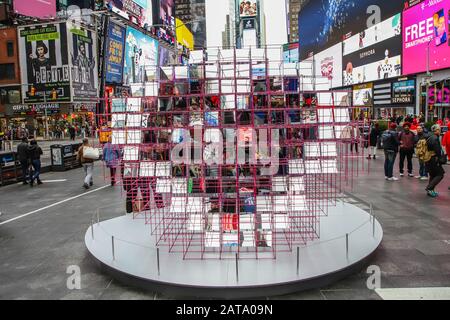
[403,0,450,75]
[298,0,405,60]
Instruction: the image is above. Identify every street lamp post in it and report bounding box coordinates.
[425,40,433,123]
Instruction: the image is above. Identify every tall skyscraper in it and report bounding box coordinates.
[175,0,207,49]
[286,0,307,43]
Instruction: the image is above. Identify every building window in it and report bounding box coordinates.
[7,41,14,57]
[0,64,15,80]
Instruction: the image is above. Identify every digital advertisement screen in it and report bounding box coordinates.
[403,0,450,74]
[105,22,126,84]
[159,0,175,27]
[123,27,159,85]
[298,0,405,61]
[283,43,299,63]
[313,42,343,89]
[392,79,416,104]
[238,0,258,18]
[353,83,373,106]
[343,13,402,86]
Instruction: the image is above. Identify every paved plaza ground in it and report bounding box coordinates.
[0,152,449,300]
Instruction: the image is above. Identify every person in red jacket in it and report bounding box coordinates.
[442,123,450,162]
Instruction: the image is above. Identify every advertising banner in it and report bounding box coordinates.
[343,13,402,86]
[403,0,450,74]
[283,43,299,63]
[243,18,256,30]
[67,21,98,101]
[238,0,257,18]
[13,0,56,19]
[106,0,151,27]
[298,0,405,60]
[105,22,126,84]
[176,18,194,50]
[159,0,175,26]
[191,0,207,49]
[313,42,343,89]
[392,80,416,104]
[159,46,177,66]
[18,23,71,104]
[353,83,373,106]
[123,26,159,85]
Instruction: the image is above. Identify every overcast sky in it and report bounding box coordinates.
[205,0,287,48]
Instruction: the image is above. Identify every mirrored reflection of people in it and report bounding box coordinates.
[71,42,95,90]
[28,41,51,83]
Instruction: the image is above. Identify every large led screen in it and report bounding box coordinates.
[13,0,56,18]
[238,0,258,18]
[343,13,402,85]
[403,0,450,74]
[298,0,405,60]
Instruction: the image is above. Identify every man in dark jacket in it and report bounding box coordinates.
[17,137,29,185]
[425,125,445,198]
[27,140,43,187]
[368,123,381,159]
[398,122,416,177]
[383,123,400,181]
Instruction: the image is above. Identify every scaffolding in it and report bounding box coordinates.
[103,46,368,260]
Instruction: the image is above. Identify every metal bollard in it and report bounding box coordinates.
[157,248,160,276]
[370,203,373,221]
[346,233,349,259]
[235,253,239,283]
[296,247,300,276]
[372,213,376,237]
[91,219,94,240]
[112,236,115,260]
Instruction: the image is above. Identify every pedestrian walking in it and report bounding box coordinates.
[77,138,97,189]
[398,122,416,177]
[382,123,400,181]
[424,125,446,198]
[102,136,121,186]
[27,140,43,187]
[367,123,381,159]
[415,125,430,181]
[17,137,29,185]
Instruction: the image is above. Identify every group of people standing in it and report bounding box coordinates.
[371,121,450,198]
[16,137,43,187]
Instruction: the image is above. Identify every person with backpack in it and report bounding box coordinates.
[424,125,446,198]
[27,140,43,187]
[398,122,416,177]
[382,123,400,181]
[414,125,429,181]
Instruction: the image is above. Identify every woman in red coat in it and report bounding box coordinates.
[442,123,450,161]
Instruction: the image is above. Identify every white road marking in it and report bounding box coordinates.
[375,287,450,300]
[0,185,109,226]
[16,179,67,185]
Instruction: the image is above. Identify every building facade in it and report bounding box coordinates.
[174,0,207,49]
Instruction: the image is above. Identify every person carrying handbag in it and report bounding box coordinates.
[77,138,97,189]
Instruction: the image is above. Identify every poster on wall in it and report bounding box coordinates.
[353,83,373,107]
[13,0,56,18]
[342,13,402,86]
[123,26,159,86]
[403,0,450,75]
[238,0,257,18]
[298,0,405,60]
[67,21,99,101]
[313,42,343,89]
[105,22,126,84]
[18,23,71,103]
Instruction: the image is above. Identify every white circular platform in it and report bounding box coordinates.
[85,201,383,298]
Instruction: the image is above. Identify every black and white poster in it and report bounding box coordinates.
[18,23,71,103]
[68,21,99,101]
